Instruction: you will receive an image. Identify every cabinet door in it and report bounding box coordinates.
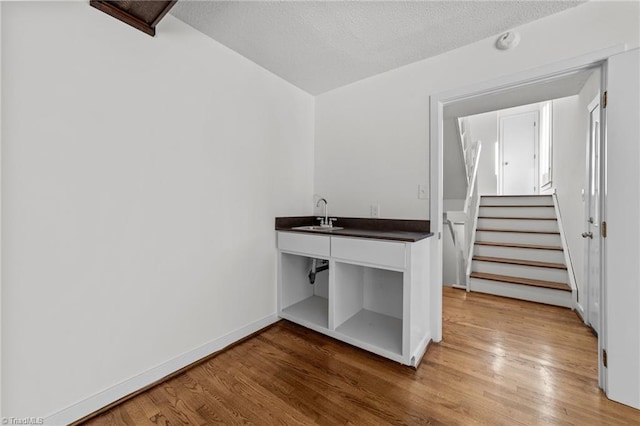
[277,232,330,257]
[331,237,406,269]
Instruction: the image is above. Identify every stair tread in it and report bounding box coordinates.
[474,241,563,251]
[481,195,552,198]
[478,216,557,221]
[473,256,567,270]
[481,205,554,208]
[470,272,571,292]
[477,228,560,235]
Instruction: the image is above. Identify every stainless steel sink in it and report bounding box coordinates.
[292,225,344,231]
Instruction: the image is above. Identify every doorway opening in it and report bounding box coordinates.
[499,109,540,195]
[429,48,624,399]
[447,72,602,311]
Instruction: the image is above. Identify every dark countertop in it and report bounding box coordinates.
[275,216,433,242]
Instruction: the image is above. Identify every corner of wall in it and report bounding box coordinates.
[44,314,278,425]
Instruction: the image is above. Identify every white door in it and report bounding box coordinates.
[583,98,601,334]
[500,111,539,195]
[603,48,640,407]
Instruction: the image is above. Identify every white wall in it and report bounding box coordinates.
[443,118,468,201]
[547,70,600,313]
[1,2,314,421]
[551,96,585,308]
[314,1,640,221]
[314,89,430,219]
[467,111,498,195]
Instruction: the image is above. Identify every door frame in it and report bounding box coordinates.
[583,94,601,336]
[429,45,624,381]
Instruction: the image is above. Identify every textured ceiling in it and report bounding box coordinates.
[171,1,584,95]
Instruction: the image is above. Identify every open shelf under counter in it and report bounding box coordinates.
[276,222,432,366]
[281,295,328,329]
[335,309,403,357]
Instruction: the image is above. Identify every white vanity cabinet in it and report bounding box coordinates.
[276,231,431,367]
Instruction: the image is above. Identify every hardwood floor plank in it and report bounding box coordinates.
[240,337,398,424]
[233,354,356,423]
[476,228,560,234]
[473,255,568,270]
[112,398,153,426]
[263,323,541,425]
[189,361,264,424]
[211,351,318,425]
[474,241,564,251]
[147,384,208,426]
[167,374,226,423]
[82,288,640,425]
[133,394,163,424]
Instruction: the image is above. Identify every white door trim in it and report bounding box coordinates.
[429,44,624,367]
[0,4,3,419]
[583,94,601,334]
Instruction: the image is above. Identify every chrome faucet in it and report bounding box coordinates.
[316,198,330,227]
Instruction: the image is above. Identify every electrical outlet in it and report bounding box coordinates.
[418,184,428,200]
[370,204,380,218]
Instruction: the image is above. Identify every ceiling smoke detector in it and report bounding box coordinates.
[496,31,520,50]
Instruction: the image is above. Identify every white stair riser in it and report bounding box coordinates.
[476,230,561,246]
[473,261,569,283]
[474,245,565,264]
[469,278,573,308]
[477,218,559,232]
[478,206,556,218]
[480,196,553,206]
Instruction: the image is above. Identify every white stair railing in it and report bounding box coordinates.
[463,150,481,290]
[445,117,481,288]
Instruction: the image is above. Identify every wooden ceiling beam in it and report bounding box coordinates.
[90,1,177,37]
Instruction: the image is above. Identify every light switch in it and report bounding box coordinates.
[370,204,380,218]
[418,184,428,200]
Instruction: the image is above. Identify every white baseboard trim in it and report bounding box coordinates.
[411,334,432,368]
[574,301,587,323]
[45,313,279,425]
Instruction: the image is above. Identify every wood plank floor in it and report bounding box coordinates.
[83,288,640,425]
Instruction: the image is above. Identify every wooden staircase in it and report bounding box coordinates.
[468,195,573,307]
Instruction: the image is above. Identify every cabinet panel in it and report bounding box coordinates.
[278,232,330,257]
[276,230,431,366]
[332,237,406,269]
[363,268,403,319]
[333,262,365,327]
